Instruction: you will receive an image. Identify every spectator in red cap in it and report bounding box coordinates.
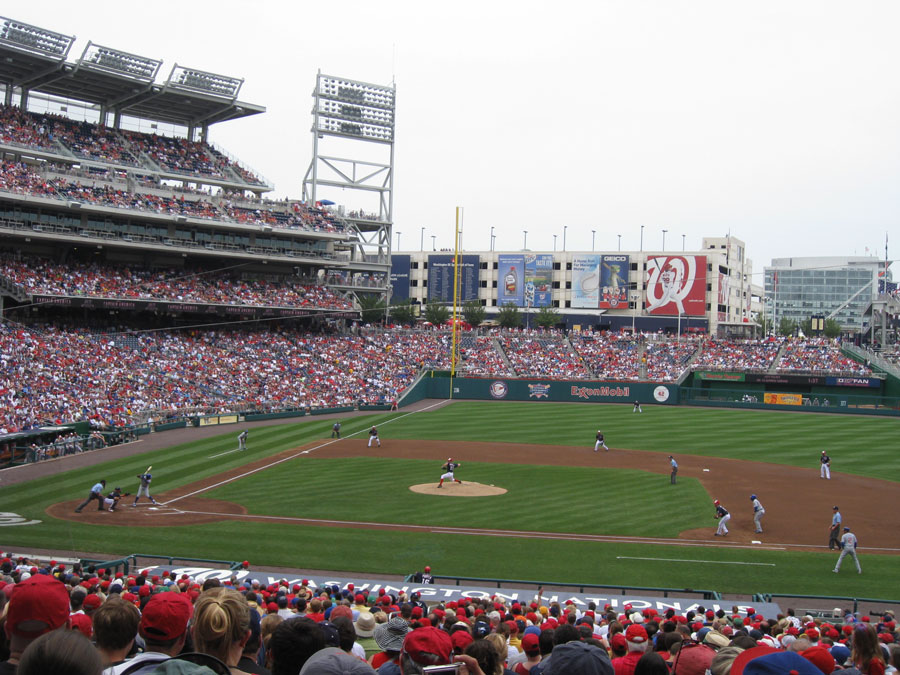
[379,625,452,674]
[515,632,543,674]
[107,591,194,674]
[92,596,141,671]
[1,574,71,672]
[612,624,649,675]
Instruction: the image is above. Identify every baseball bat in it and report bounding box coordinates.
[146,465,152,473]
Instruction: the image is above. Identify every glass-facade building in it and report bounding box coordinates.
[764,257,884,331]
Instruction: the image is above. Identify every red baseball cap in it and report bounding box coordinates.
[139,593,193,641]
[625,624,648,644]
[5,575,70,638]
[404,626,452,665]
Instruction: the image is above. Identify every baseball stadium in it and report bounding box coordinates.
[0,14,898,674]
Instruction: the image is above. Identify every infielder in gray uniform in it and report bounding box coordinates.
[833,526,861,574]
[750,494,765,533]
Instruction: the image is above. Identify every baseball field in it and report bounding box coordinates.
[2,400,898,598]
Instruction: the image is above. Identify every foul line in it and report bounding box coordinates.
[169,399,451,506]
[617,556,776,566]
[158,509,789,550]
[208,448,243,459]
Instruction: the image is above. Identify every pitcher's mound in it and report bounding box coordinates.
[410,482,507,497]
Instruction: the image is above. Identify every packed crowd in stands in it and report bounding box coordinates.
[0,556,896,674]
[499,334,592,379]
[0,324,451,434]
[570,333,643,381]
[458,336,514,377]
[0,315,880,434]
[0,104,264,185]
[778,339,873,375]
[0,160,345,235]
[645,340,700,382]
[0,254,353,310]
[692,338,783,372]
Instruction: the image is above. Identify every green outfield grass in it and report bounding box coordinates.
[0,401,896,597]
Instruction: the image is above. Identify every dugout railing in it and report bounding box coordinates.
[80,553,246,576]
[752,592,900,617]
[402,574,722,601]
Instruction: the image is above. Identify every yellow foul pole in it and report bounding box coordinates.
[449,207,462,398]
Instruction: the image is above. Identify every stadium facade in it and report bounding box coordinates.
[393,235,764,336]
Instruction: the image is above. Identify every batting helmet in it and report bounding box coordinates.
[750,494,757,500]
[714,500,720,505]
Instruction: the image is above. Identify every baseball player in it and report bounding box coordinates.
[331,421,341,439]
[713,499,730,536]
[820,451,831,479]
[74,479,106,513]
[238,430,248,451]
[368,426,380,448]
[829,506,842,550]
[750,494,765,533]
[133,469,158,507]
[421,566,434,584]
[633,400,642,413]
[594,430,609,452]
[437,458,462,488]
[103,487,126,512]
[833,526,861,574]
[669,456,678,485]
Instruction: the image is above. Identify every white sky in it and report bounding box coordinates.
[16,1,900,280]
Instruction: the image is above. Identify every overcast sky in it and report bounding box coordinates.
[16,1,900,280]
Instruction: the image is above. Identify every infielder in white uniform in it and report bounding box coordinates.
[714,500,730,536]
[833,526,861,574]
[437,458,462,488]
[750,494,765,533]
[238,430,248,451]
[368,426,381,447]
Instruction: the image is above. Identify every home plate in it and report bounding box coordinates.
[703,469,710,472]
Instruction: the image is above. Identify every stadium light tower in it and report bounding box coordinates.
[662,229,668,251]
[303,72,396,295]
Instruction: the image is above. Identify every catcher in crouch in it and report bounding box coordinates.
[437,458,463,488]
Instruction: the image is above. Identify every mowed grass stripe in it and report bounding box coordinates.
[207,458,711,538]
[383,402,899,480]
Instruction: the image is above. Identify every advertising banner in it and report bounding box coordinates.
[696,371,746,382]
[645,255,707,316]
[763,393,803,406]
[572,254,602,309]
[718,272,729,305]
[524,254,553,307]
[497,254,524,306]
[825,376,881,388]
[390,255,411,301]
[427,255,480,303]
[599,255,629,309]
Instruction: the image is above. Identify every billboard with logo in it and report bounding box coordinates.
[572,254,602,309]
[645,255,707,316]
[498,254,524,306]
[524,254,553,307]
[599,255,629,309]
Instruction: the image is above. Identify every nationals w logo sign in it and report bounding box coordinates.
[645,256,706,316]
